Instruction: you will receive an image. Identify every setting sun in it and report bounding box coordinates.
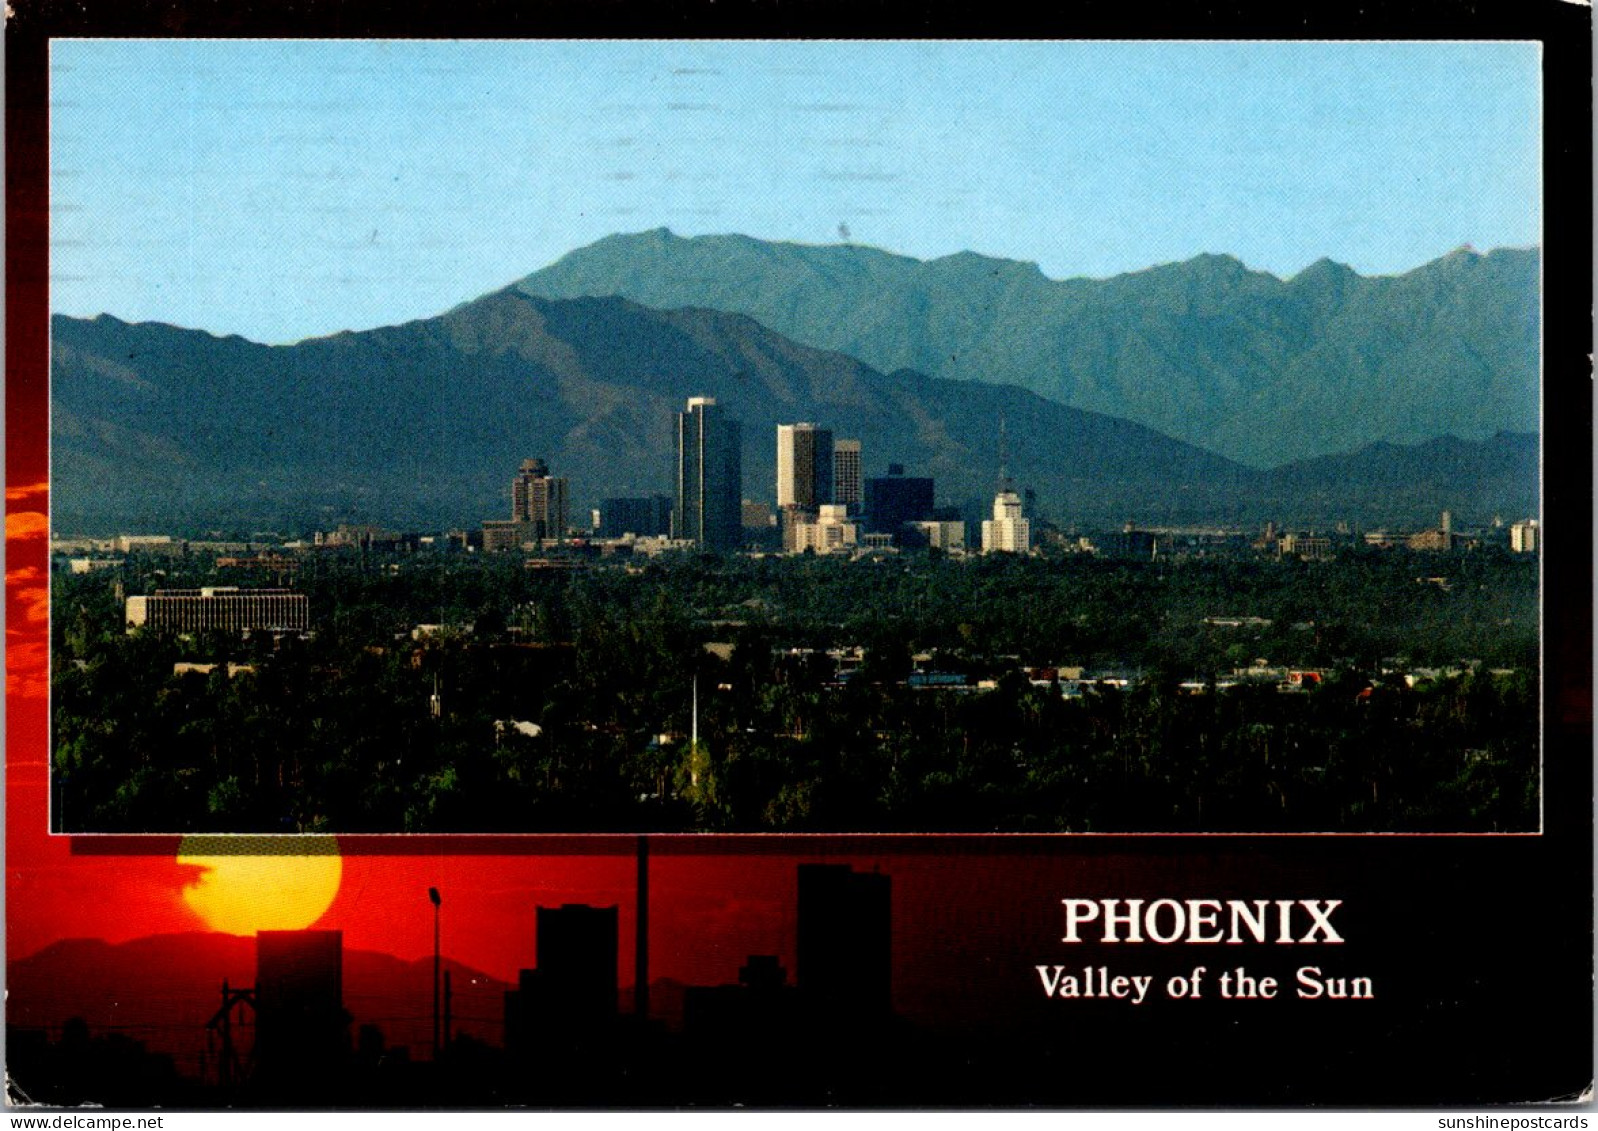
[178,836,342,936]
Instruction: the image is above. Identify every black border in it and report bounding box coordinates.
[8,0,1592,1108]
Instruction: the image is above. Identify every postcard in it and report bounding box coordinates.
[6,2,1591,1110]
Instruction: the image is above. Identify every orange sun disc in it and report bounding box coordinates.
[177,835,343,936]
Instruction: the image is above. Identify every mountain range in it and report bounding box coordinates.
[6,933,511,1076]
[7,932,696,1082]
[51,238,1540,534]
[53,295,1261,532]
[517,231,1540,467]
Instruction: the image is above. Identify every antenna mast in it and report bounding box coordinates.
[998,413,1013,492]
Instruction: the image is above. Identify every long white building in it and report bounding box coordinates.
[126,587,309,635]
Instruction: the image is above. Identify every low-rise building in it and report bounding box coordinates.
[63,557,122,575]
[1280,533,1333,561]
[116,534,186,557]
[908,520,966,551]
[483,520,539,553]
[1405,528,1451,552]
[602,496,675,539]
[789,505,860,555]
[1509,518,1539,553]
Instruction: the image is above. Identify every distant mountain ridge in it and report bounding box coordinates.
[515,230,1540,468]
[7,932,510,1075]
[1258,432,1539,522]
[51,288,1536,534]
[51,295,1251,532]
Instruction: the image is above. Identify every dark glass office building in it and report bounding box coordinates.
[863,464,935,536]
[599,495,674,538]
[674,396,744,550]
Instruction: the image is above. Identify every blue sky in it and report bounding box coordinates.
[50,39,1541,344]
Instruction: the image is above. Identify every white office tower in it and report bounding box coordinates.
[981,489,1031,554]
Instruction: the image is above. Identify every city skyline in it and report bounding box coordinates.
[483,418,976,550]
[49,40,1541,344]
[6,853,904,1102]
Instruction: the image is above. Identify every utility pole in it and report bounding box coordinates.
[429,887,442,1059]
[206,977,256,1089]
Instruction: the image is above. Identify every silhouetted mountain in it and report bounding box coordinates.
[52,296,1254,532]
[6,933,510,1080]
[516,231,1540,467]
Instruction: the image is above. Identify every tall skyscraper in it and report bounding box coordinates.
[981,488,1031,554]
[254,930,346,1084]
[776,423,834,509]
[512,458,569,543]
[504,903,619,1054]
[675,397,744,550]
[797,864,891,1018]
[832,439,862,512]
[536,904,619,1022]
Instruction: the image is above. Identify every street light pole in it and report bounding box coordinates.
[429,887,442,1060]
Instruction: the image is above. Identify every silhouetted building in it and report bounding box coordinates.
[538,903,618,1021]
[6,1020,182,1108]
[600,495,674,539]
[124,587,309,635]
[864,465,935,537]
[254,930,348,1085]
[797,864,891,1019]
[683,954,795,1036]
[777,423,834,509]
[675,397,744,550]
[505,903,619,1053]
[833,439,862,512]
